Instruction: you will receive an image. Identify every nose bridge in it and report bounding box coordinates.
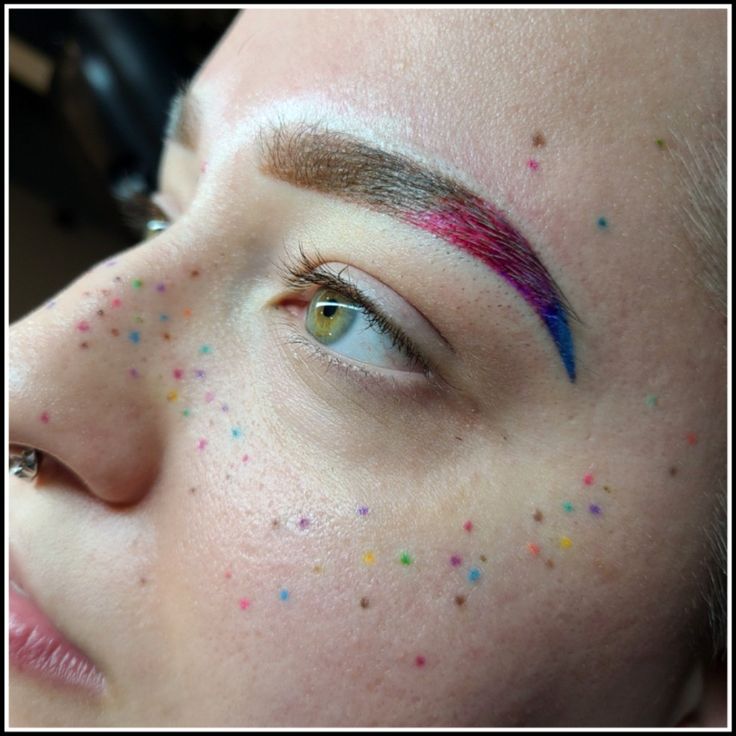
[8,249,183,505]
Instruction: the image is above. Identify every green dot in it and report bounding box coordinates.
[563,501,574,513]
[132,279,143,289]
[400,552,412,566]
[199,345,211,355]
[655,138,666,149]
[182,408,191,417]
[645,394,658,408]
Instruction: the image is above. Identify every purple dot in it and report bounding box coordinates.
[156,282,166,293]
[298,517,310,529]
[129,368,140,378]
[221,403,229,412]
[105,259,117,267]
[450,555,462,567]
[589,504,602,515]
[357,506,370,516]
[194,369,206,379]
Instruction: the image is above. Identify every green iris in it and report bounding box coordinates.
[305,288,360,345]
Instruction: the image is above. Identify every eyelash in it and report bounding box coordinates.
[278,246,432,377]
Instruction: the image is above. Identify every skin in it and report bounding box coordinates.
[8,9,726,727]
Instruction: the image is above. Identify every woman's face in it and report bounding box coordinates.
[9,9,726,726]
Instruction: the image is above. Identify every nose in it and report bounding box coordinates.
[9,255,167,505]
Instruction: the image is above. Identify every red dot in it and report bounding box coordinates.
[111,298,122,308]
[173,368,183,380]
[463,520,473,532]
[415,655,426,667]
[528,543,540,557]
[40,411,50,424]
[239,598,250,610]
[583,473,594,486]
[527,159,540,171]
[686,432,698,446]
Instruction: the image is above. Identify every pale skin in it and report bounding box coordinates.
[9,9,726,726]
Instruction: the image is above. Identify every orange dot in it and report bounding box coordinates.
[183,308,192,318]
[527,543,540,557]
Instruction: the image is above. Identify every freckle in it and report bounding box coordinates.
[183,308,192,318]
[128,330,141,344]
[79,341,89,349]
[76,320,90,332]
[463,520,473,532]
[313,565,323,574]
[533,509,543,522]
[450,555,462,567]
[139,576,147,585]
[40,411,50,424]
[200,160,208,174]
[415,655,426,668]
[479,554,487,562]
[560,536,573,549]
[129,368,140,378]
[360,597,370,609]
[191,269,200,278]
[272,519,280,529]
[583,473,594,486]
[163,333,171,341]
[173,368,183,380]
[686,432,698,446]
[669,466,678,477]
[97,309,105,317]
[156,282,166,293]
[112,298,122,308]
[455,595,466,607]
[197,438,208,451]
[597,216,609,230]
[239,598,250,610]
[527,543,540,557]
[362,551,375,565]
[532,131,546,147]
[189,487,196,494]
[101,289,110,296]
[166,390,177,402]
[83,291,91,297]
[132,278,143,289]
[114,276,122,283]
[546,559,555,569]
[527,158,540,171]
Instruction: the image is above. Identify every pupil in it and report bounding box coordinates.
[322,300,339,318]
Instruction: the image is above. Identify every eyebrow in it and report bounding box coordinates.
[163,86,577,381]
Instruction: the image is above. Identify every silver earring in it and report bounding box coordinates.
[9,449,41,480]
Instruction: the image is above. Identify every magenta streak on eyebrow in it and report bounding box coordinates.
[404,195,576,381]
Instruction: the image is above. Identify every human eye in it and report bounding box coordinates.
[276,247,443,381]
[115,191,172,241]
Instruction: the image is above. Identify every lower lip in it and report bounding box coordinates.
[9,583,106,695]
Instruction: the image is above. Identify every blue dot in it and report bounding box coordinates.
[128,330,140,344]
[159,314,169,322]
[597,216,608,230]
[200,345,211,354]
[279,589,289,601]
[231,427,242,439]
[468,567,481,583]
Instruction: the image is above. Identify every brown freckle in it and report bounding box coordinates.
[669,466,678,476]
[532,131,546,147]
[189,487,196,494]
[455,436,463,441]
[163,333,171,341]
[272,519,280,529]
[360,597,370,609]
[139,576,147,585]
[79,342,89,349]
[97,309,104,317]
[603,485,612,493]
[111,328,119,336]
[479,555,487,562]
[455,595,466,607]
[545,559,555,569]
[191,269,200,278]
[313,565,322,573]
[533,509,544,522]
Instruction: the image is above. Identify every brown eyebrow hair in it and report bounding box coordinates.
[164,80,200,150]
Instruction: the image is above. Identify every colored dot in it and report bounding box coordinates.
[528,543,540,557]
[415,655,426,668]
[129,368,140,379]
[450,555,463,567]
[40,411,50,424]
[279,589,289,601]
[199,345,211,355]
[463,520,473,532]
[197,438,208,451]
[313,565,323,574]
[183,308,192,318]
[111,328,120,337]
[134,315,144,324]
[230,427,241,439]
[583,473,595,486]
[182,408,191,417]
[128,330,140,344]
[298,517,310,529]
[360,597,370,609]
[533,509,544,522]
[603,484,613,492]
[224,570,232,579]
[400,552,412,566]
[239,598,250,610]
[686,432,698,446]
[357,505,370,516]
[527,158,540,171]
[205,391,215,403]
[560,536,573,549]
[597,216,608,230]
[221,403,229,413]
[111,298,122,308]
[194,369,206,379]
[645,394,658,407]
[362,551,375,566]
[132,279,143,289]
[563,501,574,513]
[160,314,169,321]
[656,138,666,149]
[173,368,183,380]
[77,320,90,332]
[156,283,166,293]
[242,454,249,463]
[200,160,208,174]
[167,390,178,402]
[455,595,466,607]
[589,503,602,515]
[468,567,481,583]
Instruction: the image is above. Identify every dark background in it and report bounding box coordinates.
[9,8,239,322]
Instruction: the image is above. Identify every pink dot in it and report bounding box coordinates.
[463,520,473,532]
[527,159,540,171]
[239,598,250,610]
[200,160,208,174]
[129,368,140,378]
[40,411,50,424]
[528,543,540,557]
[415,655,426,668]
[111,298,122,308]
[77,321,90,332]
[205,391,215,403]
[450,555,462,567]
[173,368,183,380]
[583,473,595,486]
[224,570,232,579]
[686,432,698,446]
[242,454,249,463]
[197,438,208,450]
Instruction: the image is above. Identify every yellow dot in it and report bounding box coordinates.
[167,390,178,402]
[560,536,573,549]
[362,551,375,565]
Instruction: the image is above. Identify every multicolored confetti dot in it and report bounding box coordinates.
[645,394,658,407]
[183,308,192,318]
[463,520,473,532]
[231,427,242,439]
[400,552,412,566]
[686,432,698,446]
[221,403,229,413]
[279,589,289,601]
[40,411,50,424]
[166,390,177,402]
[357,505,370,516]
[129,368,140,379]
[242,454,249,463]
[160,314,169,321]
[468,567,481,583]
[239,598,250,610]
[132,279,143,289]
[182,408,191,417]
[589,504,602,515]
[173,368,183,380]
[194,369,206,379]
[112,298,122,308]
[597,216,608,230]
[560,536,573,549]
[205,391,215,403]
[197,438,208,451]
[77,321,90,332]
[527,158,540,171]
[111,328,120,337]
[298,517,310,530]
[224,570,232,579]
[415,655,426,668]
[563,501,574,513]
[528,543,540,557]
[155,282,166,293]
[134,315,144,324]
[450,555,463,567]
[362,551,376,566]
[199,345,211,355]
[583,473,595,486]
[655,138,666,149]
[128,330,141,344]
